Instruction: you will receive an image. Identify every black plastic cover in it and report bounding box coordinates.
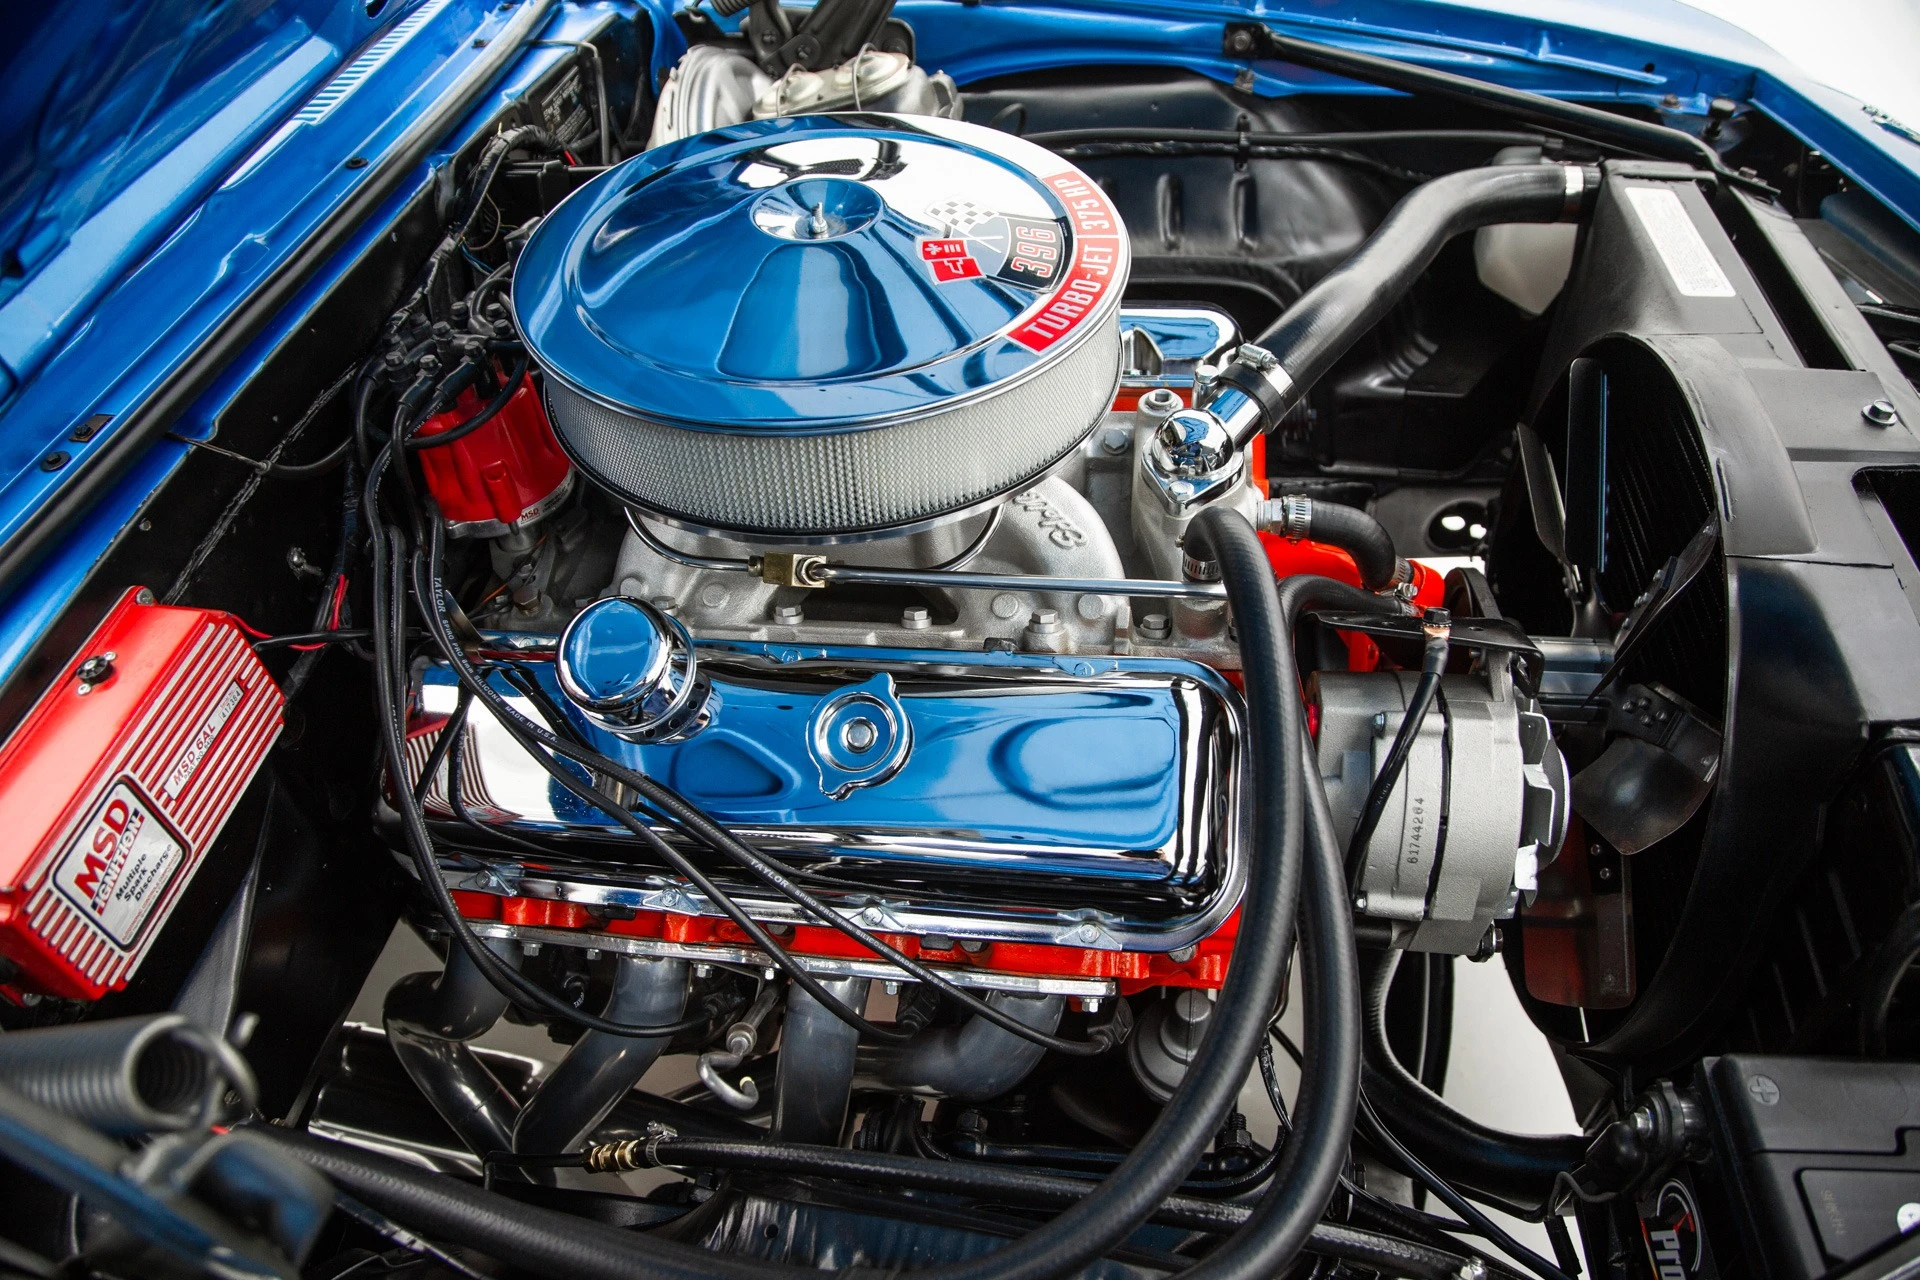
[1703,1054,1920,1278]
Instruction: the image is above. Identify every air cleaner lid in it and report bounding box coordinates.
[512,113,1129,432]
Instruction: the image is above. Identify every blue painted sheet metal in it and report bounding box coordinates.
[0,0,387,352]
[0,3,630,693]
[894,0,1920,235]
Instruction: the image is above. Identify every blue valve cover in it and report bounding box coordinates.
[410,644,1242,945]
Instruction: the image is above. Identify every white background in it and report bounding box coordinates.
[1681,0,1920,131]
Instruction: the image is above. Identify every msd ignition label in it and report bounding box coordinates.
[162,680,243,800]
[53,781,187,948]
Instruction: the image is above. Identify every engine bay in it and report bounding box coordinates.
[3,3,1920,1279]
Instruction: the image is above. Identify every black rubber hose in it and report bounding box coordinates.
[1243,30,1768,197]
[1361,948,1587,1215]
[257,1122,1475,1280]
[650,1137,1247,1233]
[242,1123,784,1280]
[1173,638,1364,1280]
[514,1134,1469,1279]
[1301,500,1400,593]
[1275,573,1407,625]
[1358,1086,1575,1280]
[837,505,1307,1280]
[1250,164,1584,417]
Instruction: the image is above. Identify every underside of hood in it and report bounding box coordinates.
[0,0,396,393]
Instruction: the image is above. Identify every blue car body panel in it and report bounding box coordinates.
[0,0,1914,697]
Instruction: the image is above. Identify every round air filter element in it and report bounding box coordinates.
[513,114,1129,541]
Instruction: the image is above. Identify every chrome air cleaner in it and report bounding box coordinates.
[513,115,1129,540]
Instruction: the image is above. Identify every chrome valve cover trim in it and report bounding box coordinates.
[401,639,1246,954]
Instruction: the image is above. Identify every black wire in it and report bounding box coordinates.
[1259,1035,1292,1135]
[1340,1184,1535,1280]
[363,448,742,1039]
[414,688,473,805]
[382,399,428,541]
[1358,1092,1575,1280]
[270,433,354,479]
[353,369,389,470]
[285,451,364,700]
[401,511,909,1044]
[1345,623,1451,890]
[406,354,530,451]
[416,520,1118,1058]
[386,127,563,328]
[444,711,571,860]
[496,661,594,751]
[1544,1216,1584,1277]
[1346,1180,1490,1241]
[251,628,373,650]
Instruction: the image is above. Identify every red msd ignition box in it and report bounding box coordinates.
[0,590,283,1000]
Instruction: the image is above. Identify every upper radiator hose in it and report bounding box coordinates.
[1189,163,1597,453]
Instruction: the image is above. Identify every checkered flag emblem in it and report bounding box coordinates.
[925,199,994,236]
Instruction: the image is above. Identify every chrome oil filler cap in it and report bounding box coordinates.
[513,115,1130,541]
[556,597,708,741]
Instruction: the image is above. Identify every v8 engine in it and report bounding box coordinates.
[5,5,1919,1279]
[391,110,1569,1040]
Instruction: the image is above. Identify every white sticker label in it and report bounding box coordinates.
[54,781,186,947]
[162,679,243,800]
[1625,186,1736,298]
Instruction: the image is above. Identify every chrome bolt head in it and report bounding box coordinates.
[1863,398,1901,427]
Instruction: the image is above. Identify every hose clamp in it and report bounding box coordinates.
[1561,164,1587,220]
[1275,493,1312,542]
[1380,557,1416,599]
[1181,550,1223,583]
[644,1120,679,1169]
[1232,343,1293,400]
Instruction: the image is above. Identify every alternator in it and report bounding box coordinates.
[1313,661,1569,955]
